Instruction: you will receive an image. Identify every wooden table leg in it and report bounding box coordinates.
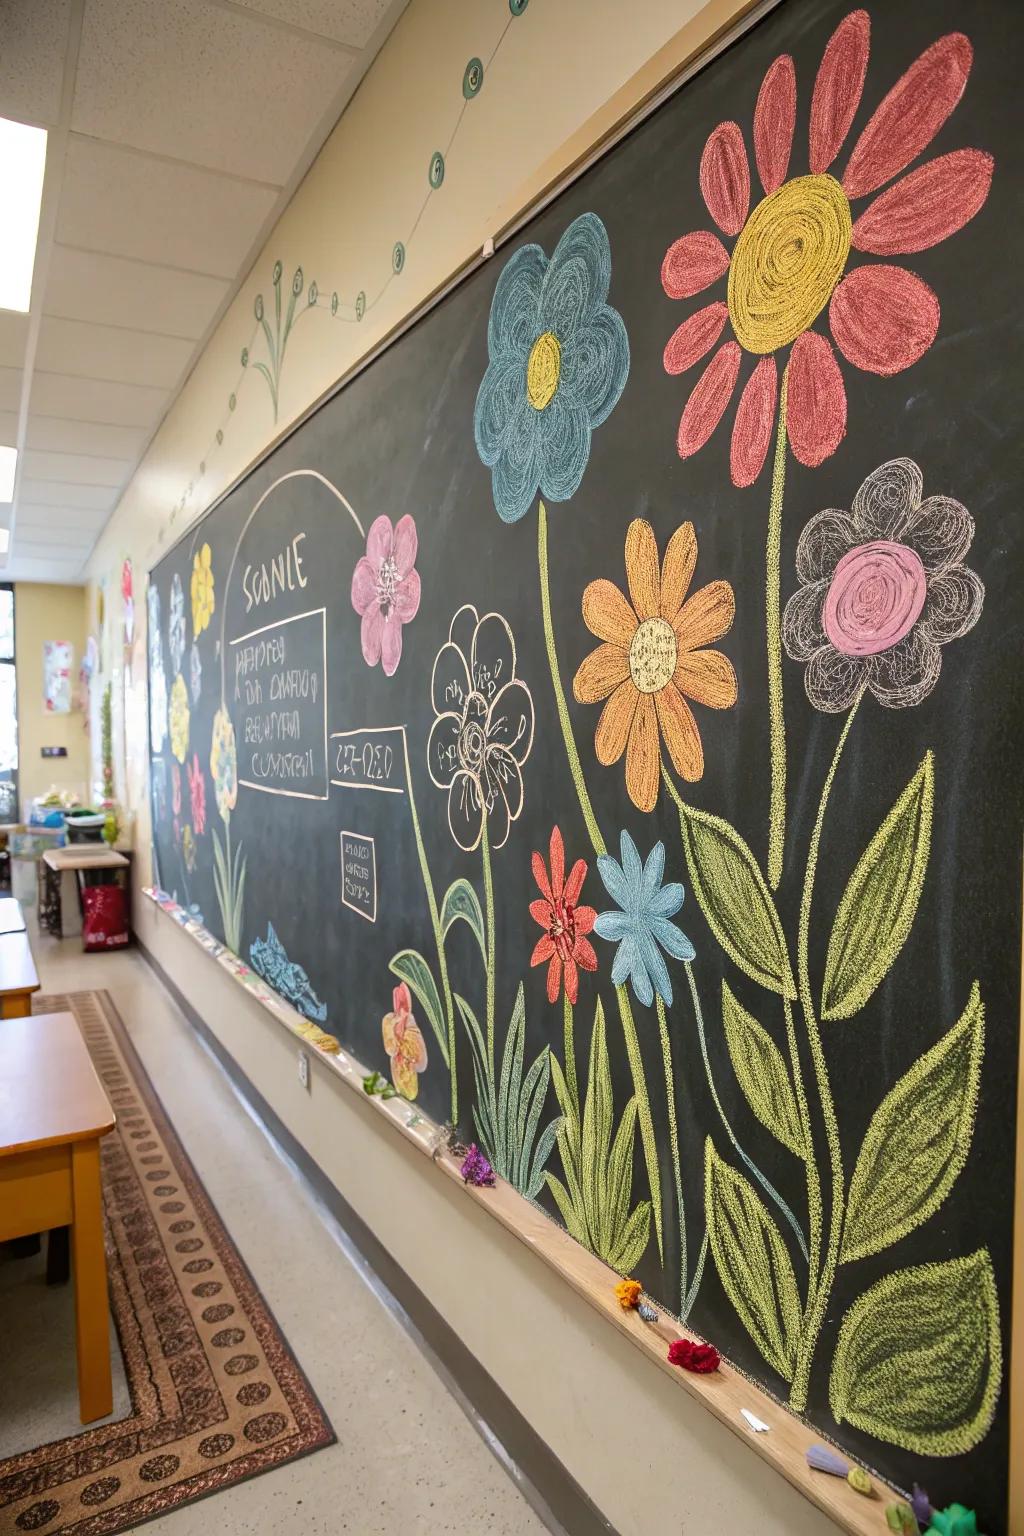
[1,991,31,1018]
[71,1139,112,1423]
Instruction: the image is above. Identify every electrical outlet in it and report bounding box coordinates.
[297,1049,310,1092]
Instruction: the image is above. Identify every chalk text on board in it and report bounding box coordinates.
[242,532,308,612]
[329,725,408,794]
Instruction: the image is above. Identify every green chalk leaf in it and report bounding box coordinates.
[842,984,984,1263]
[822,752,934,1020]
[388,949,448,1065]
[675,803,795,997]
[830,1249,1002,1455]
[440,876,487,963]
[704,1139,801,1381]
[722,981,804,1159]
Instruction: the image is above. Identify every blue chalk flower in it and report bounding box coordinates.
[594,831,695,1008]
[474,212,629,524]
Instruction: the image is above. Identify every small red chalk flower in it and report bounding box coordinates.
[460,1144,496,1187]
[667,1338,721,1373]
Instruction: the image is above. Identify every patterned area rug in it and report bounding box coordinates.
[0,990,334,1534]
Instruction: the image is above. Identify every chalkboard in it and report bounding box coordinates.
[148,0,1022,1522]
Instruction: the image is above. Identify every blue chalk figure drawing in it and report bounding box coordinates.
[250,923,328,1023]
[473,212,630,523]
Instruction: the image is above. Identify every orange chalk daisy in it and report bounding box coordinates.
[573,519,737,811]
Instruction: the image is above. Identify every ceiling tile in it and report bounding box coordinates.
[2,556,85,582]
[37,315,195,391]
[30,372,169,429]
[0,0,70,127]
[44,245,230,339]
[26,416,148,458]
[72,0,353,182]
[58,137,280,279]
[16,503,110,532]
[23,449,131,486]
[0,314,30,371]
[0,369,23,414]
[229,0,396,48]
[17,479,119,512]
[0,412,17,447]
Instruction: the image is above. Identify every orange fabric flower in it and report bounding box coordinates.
[615,1278,643,1310]
[573,520,737,811]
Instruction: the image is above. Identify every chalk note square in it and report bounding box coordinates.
[340,830,376,923]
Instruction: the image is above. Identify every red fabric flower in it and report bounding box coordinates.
[667,1338,721,1373]
[661,11,993,483]
[529,826,597,1005]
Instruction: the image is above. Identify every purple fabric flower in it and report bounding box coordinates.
[351,514,421,677]
[460,1143,495,1187]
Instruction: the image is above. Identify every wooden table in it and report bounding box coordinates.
[0,929,40,1017]
[0,1012,116,1422]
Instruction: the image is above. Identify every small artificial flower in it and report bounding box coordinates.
[667,1338,721,1373]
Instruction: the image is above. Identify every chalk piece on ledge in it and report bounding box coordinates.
[482,236,495,258]
[740,1409,769,1433]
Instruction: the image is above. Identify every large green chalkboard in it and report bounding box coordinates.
[149,0,1022,1522]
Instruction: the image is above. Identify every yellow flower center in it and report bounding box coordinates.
[728,174,852,354]
[526,330,561,411]
[628,617,678,694]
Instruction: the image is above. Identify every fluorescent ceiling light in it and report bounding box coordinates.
[0,446,17,502]
[0,118,47,313]
[0,529,9,555]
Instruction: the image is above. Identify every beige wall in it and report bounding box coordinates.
[14,582,89,808]
[83,0,843,1529]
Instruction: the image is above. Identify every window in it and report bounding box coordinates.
[0,584,16,820]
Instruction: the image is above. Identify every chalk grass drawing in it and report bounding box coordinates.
[473,212,630,524]
[573,518,737,809]
[545,996,652,1274]
[664,455,996,1450]
[350,514,421,677]
[660,8,993,887]
[457,982,562,1200]
[250,921,328,1023]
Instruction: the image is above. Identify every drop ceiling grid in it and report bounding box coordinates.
[0,0,409,581]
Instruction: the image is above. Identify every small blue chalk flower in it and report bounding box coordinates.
[594,831,695,1009]
[474,211,629,524]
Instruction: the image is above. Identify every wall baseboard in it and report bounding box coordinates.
[138,938,618,1536]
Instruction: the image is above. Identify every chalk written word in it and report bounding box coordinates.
[330,725,407,794]
[341,830,377,922]
[242,532,308,612]
[229,608,328,800]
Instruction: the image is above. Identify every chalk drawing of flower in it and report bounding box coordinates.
[427,604,534,852]
[661,11,992,481]
[189,642,202,704]
[151,756,167,821]
[168,572,186,673]
[148,584,167,754]
[182,824,196,872]
[382,982,428,1099]
[169,673,190,764]
[350,514,421,677]
[783,457,984,710]
[171,761,182,818]
[594,831,695,1010]
[474,211,630,523]
[188,753,206,836]
[191,542,215,638]
[573,519,737,811]
[529,825,598,1005]
[210,707,238,820]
